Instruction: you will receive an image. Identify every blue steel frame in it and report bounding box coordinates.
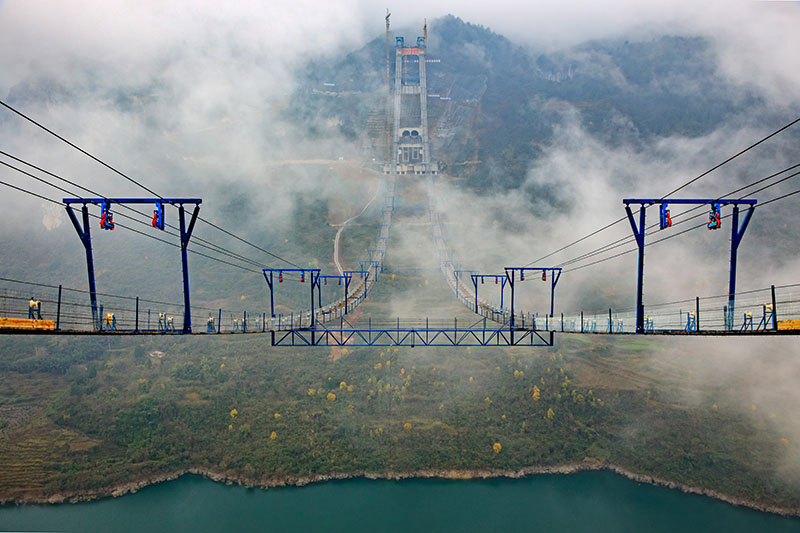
[63,197,201,333]
[469,274,508,313]
[270,316,554,347]
[360,260,381,282]
[453,269,478,299]
[368,248,385,263]
[263,268,321,345]
[316,274,353,315]
[342,269,370,304]
[623,198,757,333]
[262,268,321,315]
[504,267,562,344]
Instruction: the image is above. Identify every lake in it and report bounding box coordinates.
[1,470,798,532]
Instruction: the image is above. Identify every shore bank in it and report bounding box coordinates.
[3,461,798,518]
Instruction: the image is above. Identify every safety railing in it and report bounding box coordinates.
[425,180,800,335]
[544,284,800,334]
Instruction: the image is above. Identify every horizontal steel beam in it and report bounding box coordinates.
[0,328,797,339]
[63,198,202,205]
[623,198,757,205]
[271,327,554,347]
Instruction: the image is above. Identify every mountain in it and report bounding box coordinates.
[289,15,761,189]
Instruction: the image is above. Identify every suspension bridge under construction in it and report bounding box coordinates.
[1,19,800,347]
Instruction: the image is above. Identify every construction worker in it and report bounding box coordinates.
[106,313,116,331]
[28,297,41,320]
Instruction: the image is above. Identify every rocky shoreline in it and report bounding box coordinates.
[4,461,799,518]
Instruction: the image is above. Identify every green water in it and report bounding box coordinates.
[1,471,798,532]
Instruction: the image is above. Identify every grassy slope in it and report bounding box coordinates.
[0,332,797,510]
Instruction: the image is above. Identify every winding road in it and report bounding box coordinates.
[332,189,379,275]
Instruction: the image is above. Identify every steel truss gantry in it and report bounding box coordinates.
[470,273,508,312]
[270,316,554,347]
[623,198,756,333]
[262,267,321,320]
[504,267,562,344]
[63,197,201,333]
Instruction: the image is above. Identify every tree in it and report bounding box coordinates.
[493,442,502,454]
[532,385,540,401]
[547,408,555,419]
[133,345,146,364]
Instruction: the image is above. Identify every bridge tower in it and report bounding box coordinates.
[384,22,438,176]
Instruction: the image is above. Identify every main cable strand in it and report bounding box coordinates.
[0,159,306,278]
[522,115,800,267]
[0,176,303,276]
[556,163,800,268]
[0,153,303,276]
[660,117,800,199]
[0,99,301,269]
[564,187,800,273]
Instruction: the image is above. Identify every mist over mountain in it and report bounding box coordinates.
[2,4,800,518]
[281,14,800,316]
[290,15,765,191]
[2,11,799,315]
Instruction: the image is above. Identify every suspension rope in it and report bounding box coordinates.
[556,163,800,269]
[0,99,301,268]
[0,156,298,274]
[564,187,800,273]
[0,176,271,275]
[522,115,800,266]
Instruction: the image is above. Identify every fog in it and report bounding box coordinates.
[432,111,800,315]
[2,1,799,315]
[1,0,799,490]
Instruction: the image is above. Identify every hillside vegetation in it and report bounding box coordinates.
[0,291,798,511]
